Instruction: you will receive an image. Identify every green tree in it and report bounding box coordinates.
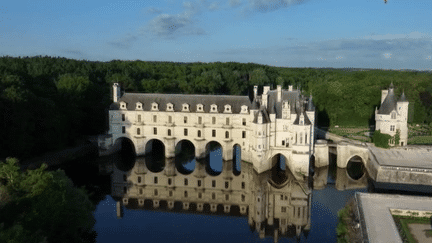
[0,158,96,243]
[372,130,392,148]
[394,129,401,146]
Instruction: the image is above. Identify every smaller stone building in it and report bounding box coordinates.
[375,82,409,146]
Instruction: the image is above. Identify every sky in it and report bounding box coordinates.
[1,0,431,70]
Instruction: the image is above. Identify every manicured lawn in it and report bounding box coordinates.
[408,136,432,145]
[392,215,432,243]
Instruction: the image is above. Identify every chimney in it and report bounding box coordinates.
[254,85,258,99]
[113,83,121,102]
[277,85,282,102]
[263,86,270,108]
[289,85,293,92]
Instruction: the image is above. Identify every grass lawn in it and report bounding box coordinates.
[392,215,432,243]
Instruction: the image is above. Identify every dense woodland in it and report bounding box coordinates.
[1,56,431,161]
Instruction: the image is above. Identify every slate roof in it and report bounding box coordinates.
[307,94,315,111]
[110,93,252,113]
[266,89,301,119]
[377,86,402,115]
[398,91,408,102]
[252,107,271,124]
[251,98,260,110]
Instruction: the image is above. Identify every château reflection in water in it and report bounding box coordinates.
[97,148,370,243]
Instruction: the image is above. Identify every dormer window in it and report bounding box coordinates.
[182,103,190,112]
[151,102,158,111]
[210,104,218,113]
[240,105,248,114]
[391,112,396,119]
[224,105,232,113]
[120,101,127,110]
[197,104,204,112]
[166,103,174,111]
[136,102,143,110]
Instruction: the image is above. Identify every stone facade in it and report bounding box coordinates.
[375,82,409,146]
[104,83,316,180]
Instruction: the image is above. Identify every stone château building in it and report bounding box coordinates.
[375,82,409,146]
[104,83,316,180]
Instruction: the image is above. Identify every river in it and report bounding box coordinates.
[48,144,432,243]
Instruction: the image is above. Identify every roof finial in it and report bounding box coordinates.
[389,81,394,89]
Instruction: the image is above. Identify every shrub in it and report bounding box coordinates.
[372,130,392,148]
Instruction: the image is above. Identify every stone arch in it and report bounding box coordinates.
[205,141,223,175]
[232,143,242,175]
[113,136,136,156]
[345,155,367,180]
[269,153,289,184]
[174,139,196,175]
[144,138,166,156]
[144,138,166,172]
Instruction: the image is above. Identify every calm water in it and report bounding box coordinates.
[52,145,432,243]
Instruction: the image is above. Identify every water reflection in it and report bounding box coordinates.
[97,151,371,243]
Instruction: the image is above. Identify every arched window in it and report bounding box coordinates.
[137,128,141,135]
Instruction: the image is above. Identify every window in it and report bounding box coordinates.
[212,130,216,137]
[154,177,158,184]
[225,181,229,189]
[184,128,188,136]
[138,115,141,122]
[212,180,216,187]
[298,207,301,218]
[139,188,143,194]
[225,194,229,201]
[184,191,188,197]
[242,118,246,126]
[281,195,284,200]
[122,114,125,121]
[153,115,157,123]
[137,128,141,135]
[241,182,245,189]
[184,178,188,186]
[212,117,216,124]
[282,207,286,213]
[390,125,395,132]
[226,118,229,125]
[212,193,216,200]
[282,140,285,146]
[168,178,172,185]
[184,116,187,124]
[198,180,202,187]
[154,189,158,196]
[391,112,396,119]
[198,130,201,137]
[258,145,261,149]
[305,134,308,144]
[225,131,229,138]
[123,174,127,181]
[124,187,127,194]
[198,192,202,199]
[168,116,172,123]
[300,133,303,144]
[168,129,171,136]
[242,131,246,138]
[122,126,125,134]
[169,191,173,197]
[241,194,245,202]
[154,127,157,135]
[257,198,260,202]
[198,117,202,124]
[138,176,141,183]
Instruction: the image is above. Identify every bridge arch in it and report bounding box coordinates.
[174,139,196,175]
[144,138,166,173]
[345,155,366,180]
[205,141,223,175]
[113,136,136,171]
[232,143,242,175]
[269,153,289,184]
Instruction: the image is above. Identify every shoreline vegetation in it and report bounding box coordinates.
[1,55,432,163]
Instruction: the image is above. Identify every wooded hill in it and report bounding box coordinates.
[1,56,431,161]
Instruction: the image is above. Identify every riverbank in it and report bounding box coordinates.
[18,140,99,172]
[336,197,364,243]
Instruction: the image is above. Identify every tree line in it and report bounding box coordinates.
[1,55,431,161]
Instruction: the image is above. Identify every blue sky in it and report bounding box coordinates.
[1,0,431,70]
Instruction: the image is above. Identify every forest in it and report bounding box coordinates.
[1,55,431,161]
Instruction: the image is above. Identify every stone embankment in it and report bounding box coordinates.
[19,140,99,171]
